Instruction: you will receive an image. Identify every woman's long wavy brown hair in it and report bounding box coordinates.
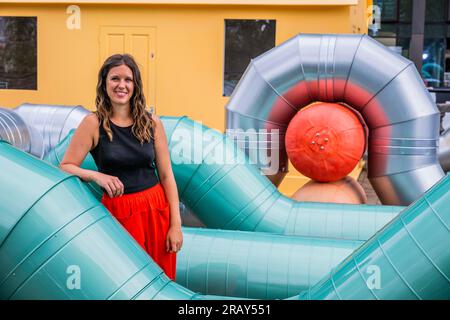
[95,54,154,145]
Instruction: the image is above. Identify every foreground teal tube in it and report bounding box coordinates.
[2,124,449,299]
[44,131,364,299]
[178,227,361,299]
[47,118,403,241]
[3,140,362,300]
[294,174,450,300]
[0,141,200,300]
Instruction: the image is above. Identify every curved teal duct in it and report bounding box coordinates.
[2,139,363,300]
[0,142,450,299]
[45,117,403,242]
[0,140,203,300]
[178,227,361,299]
[164,116,403,241]
[1,126,448,300]
[293,174,450,300]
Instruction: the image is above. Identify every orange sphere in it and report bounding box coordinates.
[285,102,367,182]
[291,176,367,204]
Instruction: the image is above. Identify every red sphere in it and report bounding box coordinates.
[285,102,367,182]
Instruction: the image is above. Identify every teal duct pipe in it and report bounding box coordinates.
[156,116,403,241]
[4,139,361,300]
[0,140,205,300]
[292,174,450,300]
[43,132,368,299]
[178,227,361,299]
[2,126,448,300]
[45,117,403,241]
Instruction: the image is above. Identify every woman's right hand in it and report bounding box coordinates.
[92,172,125,198]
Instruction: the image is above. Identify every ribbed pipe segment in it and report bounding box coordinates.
[0,107,44,158]
[0,141,204,300]
[163,116,402,241]
[177,227,362,299]
[225,34,444,206]
[14,103,91,158]
[2,140,448,300]
[4,137,362,300]
[46,117,403,242]
[294,174,450,300]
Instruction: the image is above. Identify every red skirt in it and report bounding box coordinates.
[101,183,176,280]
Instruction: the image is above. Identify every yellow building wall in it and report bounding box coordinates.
[1,3,356,127]
[1,2,368,196]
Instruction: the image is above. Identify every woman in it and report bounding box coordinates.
[60,54,182,280]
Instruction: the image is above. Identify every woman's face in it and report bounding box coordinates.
[106,64,134,108]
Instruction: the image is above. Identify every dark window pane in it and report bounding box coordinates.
[374,0,398,21]
[425,0,446,23]
[398,24,412,37]
[224,19,275,96]
[422,38,446,87]
[399,0,412,22]
[396,37,411,58]
[425,24,447,38]
[0,16,37,90]
[375,22,397,37]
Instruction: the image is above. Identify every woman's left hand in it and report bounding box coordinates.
[166,226,183,253]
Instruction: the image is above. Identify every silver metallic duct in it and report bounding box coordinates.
[0,107,44,158]
[438,114,450,171]
[226,34,444,206]
[14,103,91,158]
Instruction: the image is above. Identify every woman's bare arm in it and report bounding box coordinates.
[60,113,124,198]
[60,114,99,181]
[153,115,183,252]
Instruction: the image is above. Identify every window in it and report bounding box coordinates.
[223,19,276,97]
[369,0,412,59]
[0,16,37,90]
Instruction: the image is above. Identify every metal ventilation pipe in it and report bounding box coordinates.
[14,103,91,157]
[226,34,444,205]
[0,107,44,158]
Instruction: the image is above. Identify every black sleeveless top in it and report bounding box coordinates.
[90,119,159,194]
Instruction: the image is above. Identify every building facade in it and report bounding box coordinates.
[0,0,370,194]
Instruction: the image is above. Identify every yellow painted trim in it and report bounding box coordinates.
[0,0,358,5]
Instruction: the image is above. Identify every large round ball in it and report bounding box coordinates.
[285,102,367,182]
[291,176,367,204]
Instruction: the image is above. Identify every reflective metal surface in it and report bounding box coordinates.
[296,174,450,300]
[0,107,43,158]
[178,227,362,299]
[438,116,450,171]
[14,103,91,157]
[164,117,404,241]
[225,34,444,205]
